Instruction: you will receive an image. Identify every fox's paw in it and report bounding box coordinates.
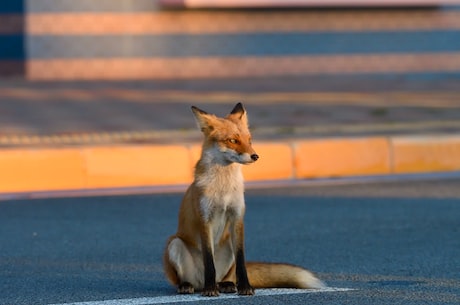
[202,284,219,297]
[218,281,237,293]
[237,283,255,296]
[177,282,194,294]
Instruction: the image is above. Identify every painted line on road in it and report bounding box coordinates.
[49,287,354,305]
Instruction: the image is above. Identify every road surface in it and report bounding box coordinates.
[1,177,459,304]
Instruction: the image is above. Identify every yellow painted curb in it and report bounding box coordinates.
[1,135,459,195]
[0,148,86,193]
[0,145,193,193]
[243,142,294,181]
[84,145,193,188]
[294,137,391,179]
[392,135,460,174]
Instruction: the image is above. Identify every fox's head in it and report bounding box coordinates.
[191,103,259,165]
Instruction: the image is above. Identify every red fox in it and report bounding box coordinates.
[163,103,325,296]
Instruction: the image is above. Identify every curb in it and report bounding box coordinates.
[1,135,460,194]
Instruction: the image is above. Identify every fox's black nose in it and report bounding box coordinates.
[251,154,259,161]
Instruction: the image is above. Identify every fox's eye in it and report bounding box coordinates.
[229,138,238,144]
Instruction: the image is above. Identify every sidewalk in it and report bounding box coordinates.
[1,75,460,195]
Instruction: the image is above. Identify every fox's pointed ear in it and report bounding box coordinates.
[230,102,245,116]
[191,106,215,133]
[191,105,208,116]
[228,102,248,126]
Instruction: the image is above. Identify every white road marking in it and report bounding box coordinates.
[49,287,353,305]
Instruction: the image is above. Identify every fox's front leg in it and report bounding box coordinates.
[200,225,219,297]
[232,219,254,295]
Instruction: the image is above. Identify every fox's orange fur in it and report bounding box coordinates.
[163,103,325,297]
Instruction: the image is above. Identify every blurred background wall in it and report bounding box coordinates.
[0,1,26,77]
[1,0,460,80]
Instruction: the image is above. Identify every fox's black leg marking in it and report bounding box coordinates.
[235,248,254,295]
[201,235,219,297]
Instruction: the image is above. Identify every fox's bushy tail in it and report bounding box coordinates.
[247,262,326,289]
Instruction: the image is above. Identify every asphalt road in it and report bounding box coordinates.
[1,178,459,305]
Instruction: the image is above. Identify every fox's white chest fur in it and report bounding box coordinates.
[196,160,245,244]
